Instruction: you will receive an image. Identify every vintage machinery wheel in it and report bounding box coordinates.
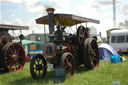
[0,32,12,42]
[0,36,9,46]
[82,38,99,69]
[30,54,47,80]
[1,42,25,72]
[0,32,12,49]
[77,26,85,38]
[60,52,75,78]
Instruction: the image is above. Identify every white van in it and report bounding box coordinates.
[109,30,128,53]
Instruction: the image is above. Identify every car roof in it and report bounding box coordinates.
[110,29,128,35]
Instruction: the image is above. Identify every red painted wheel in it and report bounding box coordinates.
[30,54,47,80]
[1,42,25,72]
[82,38,99,69]
[60,52,75,78]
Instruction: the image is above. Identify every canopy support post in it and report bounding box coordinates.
[76,23,77,34]
[44,24,46,43]
[85,22,87,28]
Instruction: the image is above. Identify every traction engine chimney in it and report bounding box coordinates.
[46,8,55,34]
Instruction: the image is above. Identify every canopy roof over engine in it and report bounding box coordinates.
[0,24,29,30]
[36,14,100,27]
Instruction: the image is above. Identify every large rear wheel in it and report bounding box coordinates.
[1,42,25,72]
[60,52,75,78]
[30,54,47,80]
[82,38,99,69]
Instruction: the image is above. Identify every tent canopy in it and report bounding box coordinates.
[13,40,45,46]
[99,43,118,60]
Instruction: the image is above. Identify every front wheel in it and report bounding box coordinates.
[30,54,47,80]
[60,52,75,78]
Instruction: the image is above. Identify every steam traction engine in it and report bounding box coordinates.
[0,24,28,72]
[30,8,100,79]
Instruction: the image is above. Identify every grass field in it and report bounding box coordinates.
[0,55,128,85]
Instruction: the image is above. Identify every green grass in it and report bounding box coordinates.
[0,55,128,85]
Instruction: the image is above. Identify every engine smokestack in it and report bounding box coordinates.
[46,8,55,34]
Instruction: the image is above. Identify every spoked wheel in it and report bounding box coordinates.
[83,38,99,69]
[60,52,75,78]
[1,42,25,72]
[30,54,47,80]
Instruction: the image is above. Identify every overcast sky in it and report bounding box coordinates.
[0,0,128,37]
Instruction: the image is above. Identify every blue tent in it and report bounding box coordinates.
[99,43,118,60]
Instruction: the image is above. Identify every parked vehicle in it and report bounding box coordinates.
[0,24,28,72]
[109,29,128,53]
[30,8,100,79]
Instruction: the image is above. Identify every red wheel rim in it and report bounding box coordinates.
[3,43,25,72]
[61,53,75,78]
